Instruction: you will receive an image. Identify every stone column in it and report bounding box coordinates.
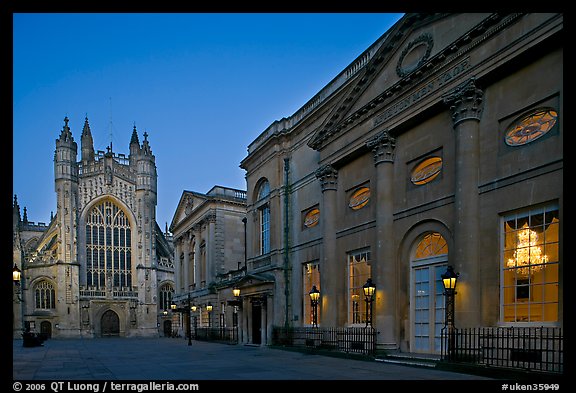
[182,231,190,292]
[315,164,343,326]
[206,212,216,283]
[366,129,397,349]
[174,238,182,294]
[193,224,201,288]
[442,77,484,327]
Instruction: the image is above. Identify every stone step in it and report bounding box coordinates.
[375,353,440,368]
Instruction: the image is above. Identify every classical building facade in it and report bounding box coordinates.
[239,12,562,353]
[13,117,174,339]
[169,186,246,337]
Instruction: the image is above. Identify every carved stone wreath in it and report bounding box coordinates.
[396,33,434,78]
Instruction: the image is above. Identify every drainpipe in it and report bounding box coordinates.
[283,158,291,330]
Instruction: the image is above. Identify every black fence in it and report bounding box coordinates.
[193,327,239,344]
[272,326,378,356]
[441,326,563,374]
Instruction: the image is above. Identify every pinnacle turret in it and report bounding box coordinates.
[81,116,95,162]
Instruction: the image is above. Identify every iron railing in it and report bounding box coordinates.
[272,326,378,356]
[441,326,563,374]
[193,327,239,344]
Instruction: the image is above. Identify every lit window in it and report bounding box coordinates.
[502,205,559,323]
[303,208,320,228]
[411,157,442,185]
[505,108,557,146]
[349,187,370,210]
[348,249,371,325]
[303,261,320,325]
[414,232,448,259]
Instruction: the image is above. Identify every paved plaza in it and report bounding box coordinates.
[11,337,496,381]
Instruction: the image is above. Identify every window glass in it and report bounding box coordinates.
[502,206,559,322]
[348,249,371,325]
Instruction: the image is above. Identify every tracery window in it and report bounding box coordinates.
[505,108,558,146]
[85,200,132,290]
[159,283,174,311]
[411,157,443,185]
[34,280,55,310]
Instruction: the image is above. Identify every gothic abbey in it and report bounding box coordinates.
[13,117,174,338]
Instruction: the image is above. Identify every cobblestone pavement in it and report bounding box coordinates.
[12,337,496,381]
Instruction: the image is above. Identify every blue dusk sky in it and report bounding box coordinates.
[13,12,404,230]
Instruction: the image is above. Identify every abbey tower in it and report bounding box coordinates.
[13,117,174,338]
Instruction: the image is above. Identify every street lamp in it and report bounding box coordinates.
[363,278,376,328]
[308,285,320,327]
[13,264,21,284]
[441,266,458,327]
[441,265,459,360]
[233,286,241,298]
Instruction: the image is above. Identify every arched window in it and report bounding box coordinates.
[256,179,271,255]
[85,200,132,291]
[257,179,270,201]
[159,283,174,311]
[34,280,55,310]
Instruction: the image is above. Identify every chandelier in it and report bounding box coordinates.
[507,224,548,276]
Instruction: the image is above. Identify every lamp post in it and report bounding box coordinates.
[441,265,459,360]
[363,278,376,328]
[13,263,25,337]
[309,285,320,327]
[187,292,192,346]
[191,305,198,338]
[206,303,213,328]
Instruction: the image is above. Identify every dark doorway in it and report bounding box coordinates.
[40,321,52,339]
[252,303,262,345]
[101,310,120,336]
[163,320,172,337]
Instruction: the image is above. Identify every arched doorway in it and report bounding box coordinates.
[410,232,448,354]
[163,320,172,337]
[101,310,120,336]
[40,321,52,339]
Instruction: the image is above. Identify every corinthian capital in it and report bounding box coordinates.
[366,129,396,165]
[315,164,338,192]
[442,77,484,127]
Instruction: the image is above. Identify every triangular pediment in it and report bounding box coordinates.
[308,12,500,150]
[169,190,208,231]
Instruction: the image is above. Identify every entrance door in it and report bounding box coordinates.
[163,320,172,337]
[412,264,446,354]
[251,303,262,345]
[410,232,448,354]
[40,321,52,339]
[101,310,120,336]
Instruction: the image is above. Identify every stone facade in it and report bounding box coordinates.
[239,13,563,353]
[13,118,174,338]
[169,186,247,335]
